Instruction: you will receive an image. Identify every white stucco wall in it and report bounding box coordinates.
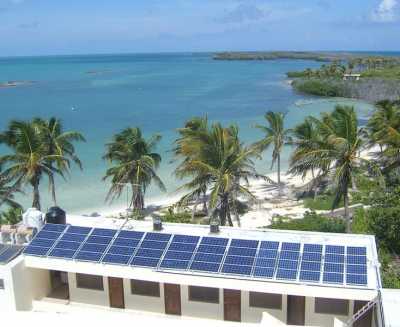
[0,263,16,310]
[68,273,110,307]
[305,297,353,327]
[124,279,165,313]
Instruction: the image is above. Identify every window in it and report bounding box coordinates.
[315,298,349,316]
[0,279,4,290]
[131,280,160,297]
[76,273,104,291]
[249,292,282,309]
[188,286,219,304]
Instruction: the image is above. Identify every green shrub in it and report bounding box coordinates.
[268,211,346,233]
[161,210,193,224]
[293,79,345,97]
[0,207,23,225]
[303,194,337,211]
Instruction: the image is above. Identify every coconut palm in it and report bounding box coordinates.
[0,166,22,209]
[33,117,85,206]
[103,127,166,211]
[0,120,69,210]
[289,105,382,232]
[255,111,292,192]
[177,122,263,226]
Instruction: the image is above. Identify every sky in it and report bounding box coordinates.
[0,0,399,56]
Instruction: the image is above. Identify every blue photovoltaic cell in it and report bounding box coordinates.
[255,258,276,267]
[144,233,171,242]
[222,264,252,275]
[347,264,367,275]
[276,269,297,280]
[190,261,220,272]
[29,238,56,248]
[324,263,344,273]
[300,261,321,272]
[230,239,258,248]
[347,247,367,256]
[253,267,275,278]
[325,253,345,263]
[201,237,228,246]
[42,224,67,233]
[61,233,87,242]
[80,243,108,253]
[86,235,113,245]
[91,228,117,237]
[168,242,197,252]
[260,241,279,250]
[54,241,81,251]
[131,256,160,267]
[281,242,301,252]
[280,251,300,261]
[194,253,223,263]
[107,246,135,256]
[135,248,164,258]
[160,259,189,269]
[347,255,367,265]
[278,260,298,270]
[140,240,169,250]
[326,245,345,254]
[227,247,256,257]
[303,244,323,253]
[118,230,144,239]
[323,272,344,284]
[172,235,199,243]
[164,251,193,260]
[302,252,322,262]
[346,274,367,285]
[113,238,140,247]
[300,270,320,282]
[0,246,23,263]
[67,226,92,234]
[258,249,278,259]
[198,245,226,255]
[35,230,61,240]
[24,246,50,256]
[102,254,131,265]
[75,251,103,262]
[48,248,77,259]
[224,255,254,266]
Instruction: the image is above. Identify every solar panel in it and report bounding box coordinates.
[113,238,141,247]
[347,246,366,256]
[172,235,199,243]
[29,238,57,248]
[323,272,344,284]
[198,244,226,255]
[347,255,367,265]
[86,235,113,245]
[91,228,117,237]
[35,230,62,240]
[346,274,367,285]
[258,249,278,259]
[227,246,257,257]
[131,256,161,268]
[60,233,87,242]
[67,226,92,234]
[49,248,77,259]
[42,224,67,233]
[144,233,171,242]
[230,239,258,248]
[253,267,275,278]
[0,246,23,264]
[190,261,220,272]
[224,255,255,266]
[280,251,300,261]
[281,242,301,252]
[276,269,297,280]
[117,230,144,239]
[107,246,135,256]
[201,237,228,246]
[302,252,322,262]
[24,246,50,256]
[326,245,345,254]
[255,258,276,267]
[160,259,190,269]
[75,251,103,262]
[300,270,320,282]
[222,264,252,275]
[102,254,131,265]
[347,264,367,275]
[300,261,321,272]
[140,240,169,250]
[193,253,223,263]
[164,250,193,260]
[168,242,197,252]
[325,253,345,263]
[260,241,279,250]
[303,244,323,253]
[324,263,344,273]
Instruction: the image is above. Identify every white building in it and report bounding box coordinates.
[0,217,388,326]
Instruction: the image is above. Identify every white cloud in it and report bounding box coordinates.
[371,0,398,22]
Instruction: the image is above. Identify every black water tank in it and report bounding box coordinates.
[46,207,66,225]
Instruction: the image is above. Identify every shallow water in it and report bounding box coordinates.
[0,53,375,214]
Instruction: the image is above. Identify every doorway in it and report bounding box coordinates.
[164,283,181,315]
[108,277,125,309]
[287,295,305,325]
[49,270,69,300]
[224,289,241,322]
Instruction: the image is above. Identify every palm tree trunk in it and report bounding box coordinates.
[202,190,208,215]
[32,180,41,211]
[227,209,233,227]
[344,191,351,233]
[277,154,282,195]
[49,171,57,206]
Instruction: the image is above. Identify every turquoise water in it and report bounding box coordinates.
[0,53,375,214]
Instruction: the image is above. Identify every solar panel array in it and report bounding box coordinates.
[0,244,24,264]
[23,224,369,287]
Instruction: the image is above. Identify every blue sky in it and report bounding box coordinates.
[0,0,399,56]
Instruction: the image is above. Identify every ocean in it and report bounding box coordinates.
[0,53,376,214]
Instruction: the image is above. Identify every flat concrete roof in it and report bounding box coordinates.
[23,215,381,301]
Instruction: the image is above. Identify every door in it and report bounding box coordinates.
[287,295,305,325]
[108,277,125,309]
[353,301,373,327]
[164,283,181,315]
[224,289,241,322]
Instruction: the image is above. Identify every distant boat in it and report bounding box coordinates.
[71,107,77,111]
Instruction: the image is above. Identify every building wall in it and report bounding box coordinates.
[124,279,165,313]
[305,297,353,326]
[242,291,287,323]
[68,273,110,307]
[0,264,16,310]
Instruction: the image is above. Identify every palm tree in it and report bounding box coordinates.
[0,166,22,209]
[289,106,382,232]
[0,120,69,210]
[255,111,292,192]
[103,127,166,211]
[33,117,85,206]
[177,122,262,226]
